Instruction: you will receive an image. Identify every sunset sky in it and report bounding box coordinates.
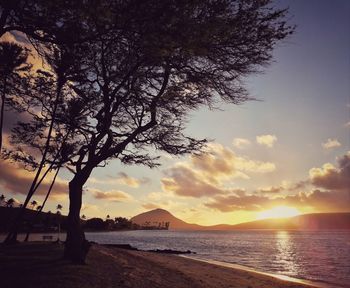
[0,0,349,225]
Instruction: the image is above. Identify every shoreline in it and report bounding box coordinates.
[0,235,344,288]
[0,242,322,288]
[180,255,331,288]
[98,244,321,288]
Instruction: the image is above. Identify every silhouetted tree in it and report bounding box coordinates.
[30,200,37,210]
[0,0,107,43]
[0,42,31,151]
[56,204,63,212]
[114,217,132,230]
[4,0,294,263]
[0,194,5,206]
[3,46,80,244]
[6,198,15,208]
[85,217,105,230]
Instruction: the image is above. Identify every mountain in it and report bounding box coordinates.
[130,208,204,230]
[131,209,350,230]
[230,212,350,230]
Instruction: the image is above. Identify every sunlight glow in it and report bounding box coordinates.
[256,206,301,220]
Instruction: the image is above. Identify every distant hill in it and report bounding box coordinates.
[131,209,350,230]
[130,208,204,230]
[230,212,350,230]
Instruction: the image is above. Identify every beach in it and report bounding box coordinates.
[0,242,320,288]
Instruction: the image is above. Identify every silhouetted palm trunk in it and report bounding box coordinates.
[23,167,60,242]
[0,80,6,151]
[64,167,93,263]
[4,81,63,244]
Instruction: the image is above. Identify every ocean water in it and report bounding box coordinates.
[84,230,350,288]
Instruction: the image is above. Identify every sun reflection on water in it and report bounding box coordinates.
[275,231,301,276]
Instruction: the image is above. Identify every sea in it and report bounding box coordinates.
[2,230,350,287]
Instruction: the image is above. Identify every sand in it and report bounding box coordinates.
[95,245,319,288]
[0,242,320,288]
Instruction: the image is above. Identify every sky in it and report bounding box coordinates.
[0,0,349,225]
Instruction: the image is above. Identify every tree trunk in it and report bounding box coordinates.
[0,80,6,152]
[64,169,92,264]
[3,81,63,244]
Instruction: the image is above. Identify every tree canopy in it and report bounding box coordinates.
[1,0,294,263]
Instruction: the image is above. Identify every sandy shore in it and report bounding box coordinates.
[95,245,319,288]
[0,242,321,288]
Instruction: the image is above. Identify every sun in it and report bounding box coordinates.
[256,206,301,220]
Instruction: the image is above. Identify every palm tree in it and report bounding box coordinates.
[56,204,63,212]
[56,204,63,242]
[0,42,31,151]
[30,200,38,210]
[6,198,15,208]
[0,194,5,206]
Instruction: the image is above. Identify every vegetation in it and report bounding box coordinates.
[1,0,294,263]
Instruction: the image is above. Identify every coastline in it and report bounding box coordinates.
[180,255,331,288]
[96,244,321,288]
[0,241,322,288]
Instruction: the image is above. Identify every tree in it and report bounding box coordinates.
[3,46,80,244]
[56,204,63,212]
[6,198,15,208]
[30,200,37,210]
[5,0,294,263]
[0,42,31,151]
[0,0,107,42]
[0,194,5,206]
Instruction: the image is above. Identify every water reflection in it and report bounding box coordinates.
[275,231,301,276]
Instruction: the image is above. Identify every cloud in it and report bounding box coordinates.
[322,138,341,149]
[345,122,350,128]
[142,203,161,210]
[91,188,132,202]
[256,134,277,148]
[115,172,150,188]
[232,138,251,149]
[309,152,350,190]
[257,186,284,194]
[88,172,150,188]
[161,143,275,198]
[205,189,350,213]
[162,164,224,197]
[0,160,67,197]
[205,194,269,212]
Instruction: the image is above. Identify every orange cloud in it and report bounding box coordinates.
[161,143,275,198]
[90,188,132,202]
[88,172,150,188]
[142,203,161,210]
[0,160,67,197]
[162,164,224,197]
[205,189,350,213]
[116,172,150,188]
